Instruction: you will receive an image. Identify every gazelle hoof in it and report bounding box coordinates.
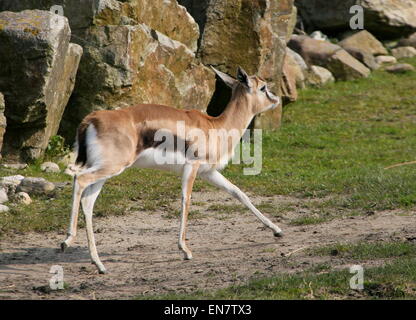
[184,253,193,260]
[98,268,107,274]
[273,230,284,237]
[60,242,68,252]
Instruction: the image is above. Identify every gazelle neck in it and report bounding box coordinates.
[213,89,254,135]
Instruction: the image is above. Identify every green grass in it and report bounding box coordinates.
[137,242,416,300]
[1,58,416,236]
[137,258,416,300]
[226,57,416,211]
[311,241,416,260]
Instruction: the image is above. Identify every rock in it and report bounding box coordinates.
[375,55,397,65]
[286,47,308,71]
[0,1,211,143]
[14,192,32,205]
[310,31,329,41]
[59,24,215,142]
[58,152,76,166]
[16,177,55,195]
[398,32,416,48]
[306,65,335,87]
[285,48,307,89]
[342,47,380,71]
[295,0,416,38]
[0,175,25,195]
[64,167,77,177]
[0,175,25,186]
[391,47,416,59]
[180,0,297,129]
[0,10,83,161]
[2,163,28,170]
[0,93,5,155]
[339,30,388,57]
[385,63,415,74]
[0,204,9,213]
[0,188,8,204]
[0,0,200,53]
[288,35,370,81]
[280,54,299,103]
[40,162,60,173]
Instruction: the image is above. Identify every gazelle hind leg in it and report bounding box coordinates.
[61,176,84,251]
[201,170,283,237]
[81,180,106,274]
[178,162,200,260]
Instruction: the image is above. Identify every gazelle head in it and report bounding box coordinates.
[211,66,281,115]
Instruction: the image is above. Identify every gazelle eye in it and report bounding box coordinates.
[260,85,266,92]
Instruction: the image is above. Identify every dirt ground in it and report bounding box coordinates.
[0,191,415,300]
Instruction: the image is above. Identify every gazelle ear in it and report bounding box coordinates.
[210,66,237,88]
[237,66,252,88]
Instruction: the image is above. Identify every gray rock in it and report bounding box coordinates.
[0,204,9,213]
[0,188,8,204]
[285,48,307,89]
[2,163,28,170]
[64,167,77,177]
[398,32,416,48]
[0,10,82,161]
[14,192,32,205]
[0,176,23,196]
[306,65,335,87]
[286,47,308,71]
[0,93,5,155]
[342,47,380,71]
[40,162,60,173]
[375,55,397,65]
[310,31,329,41]
[391,46,416,59]
[295,0,416,38]
[338,30,388,56]
[58,152,76,166]
[16,177,55,195]
[288,35,370,81]
[385,63,415,74]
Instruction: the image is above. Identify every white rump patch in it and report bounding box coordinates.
[84,124,103,171]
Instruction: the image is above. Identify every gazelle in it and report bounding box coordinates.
[61,67,283,274]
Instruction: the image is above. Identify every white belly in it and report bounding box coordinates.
[132,148,214,175]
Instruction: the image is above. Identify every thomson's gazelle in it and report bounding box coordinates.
[61,67,283,274]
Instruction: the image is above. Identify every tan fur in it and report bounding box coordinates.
[62,69,281,273]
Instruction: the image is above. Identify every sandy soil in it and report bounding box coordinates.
[0,191,415,300]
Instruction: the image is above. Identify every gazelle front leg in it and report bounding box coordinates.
[178,162,200,260]
[201,169,283,237]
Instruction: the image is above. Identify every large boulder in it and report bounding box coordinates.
[180,0,297,129]
[385,63,415,74]
[391,46,416,59]
[0,1,216,141]
[338,30,387,70]
[306,65,335,87]
[398,32,416,49]
[285,48,307,89]
[58,24,215,141]
[0,10,82,161]
[339,30,387,56]
[288,35,371,81]
[280,54,298,104]
[0,93,5,156]
[295,0,416,39]
[0,0,200,52]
